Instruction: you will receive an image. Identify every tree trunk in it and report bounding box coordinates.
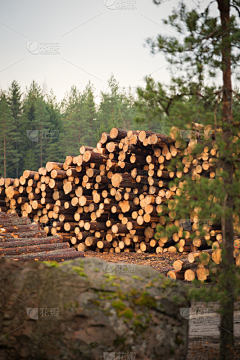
[4,124,6,178]
[217,0,234,358]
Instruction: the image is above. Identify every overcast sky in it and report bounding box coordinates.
[0,0,233,103]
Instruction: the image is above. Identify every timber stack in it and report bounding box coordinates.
[0,211,84,261]
[167,237,240,282]
[0,126,232,260]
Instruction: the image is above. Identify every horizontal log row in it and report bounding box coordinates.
[0,211,84,261]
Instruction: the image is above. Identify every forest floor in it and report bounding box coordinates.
[84,250,240,359]
[84,250,187,275]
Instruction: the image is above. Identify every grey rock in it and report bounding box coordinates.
[0,257,189,360]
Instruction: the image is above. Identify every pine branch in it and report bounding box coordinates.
[231,2,240,17]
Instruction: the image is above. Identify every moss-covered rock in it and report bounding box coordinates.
[0,257,189,360]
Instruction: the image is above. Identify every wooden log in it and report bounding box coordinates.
[5,178,15,187]
[140,242,151,252]
[83,151,107,164]
[97,240,112,249]
[5,187,19,199]
[196,264,209,281]
[84,222,108,231]
[173,259,199,272]
[187,249,213,263]
[212,249,222,264]
[51,169,68,179]
[112,223,128,234]
[46,162,64,172]
[53,191,70,201]
[85,236,99,247]
[62,221,77,232]
[0,230,46,240]
[78,231,93,241]
[49,179,63,189]
[23,170,38,179]
[0,242,69,255]
[6,248,84,261]
[110,128,128,140]
[184,269,196,281]
[99,132,111,144]
[167,270,184,280]
[76,243,87,252]
[0,216,31,226]
[0,222,40,233]
[111,173,136,188]
[80,145,94,154]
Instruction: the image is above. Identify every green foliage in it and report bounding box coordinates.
[72,266,87,277]
[145,2,240,356]
[7,80,22,178]
[0,92,16,178]
[95,74,138,140]
[42,261,59,267]
[151,0,240,81]
[0,75,147,177]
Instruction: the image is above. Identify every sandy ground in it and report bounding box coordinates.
[84,250,240,359]
[187,306,240,359]
[84,250,188,274]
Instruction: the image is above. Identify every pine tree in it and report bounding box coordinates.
[60,86,84,157]
[45,90,64,164]
[81,82,97,146]
[143,1,240,357]
[20,81,42,171]
[34,97,51,167]
[0,92,16,177]
[7,80,22,177]
[96,75,138,138]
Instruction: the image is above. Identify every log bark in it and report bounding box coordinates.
[0,241,69,255]
[6,248,84,261]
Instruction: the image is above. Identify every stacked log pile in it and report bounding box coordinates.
[0,126,227,259]
[0,211,84,261]
[167,237,240,282]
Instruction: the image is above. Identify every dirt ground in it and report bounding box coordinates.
[84,250,240,359]
[84,249,188,274]
[187,308,240,359]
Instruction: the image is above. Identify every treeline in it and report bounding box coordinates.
[0,75,168,178]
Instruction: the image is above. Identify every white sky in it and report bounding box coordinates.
[0,0,236,104]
